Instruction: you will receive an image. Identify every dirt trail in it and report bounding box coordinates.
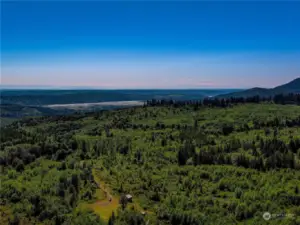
[91,168,151,219]
[93,169,116,206]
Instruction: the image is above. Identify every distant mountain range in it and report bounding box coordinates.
[217,78,300,98]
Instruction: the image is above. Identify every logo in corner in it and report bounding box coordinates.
[263,212,271,221]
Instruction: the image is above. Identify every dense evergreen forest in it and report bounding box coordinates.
[1,98,300,225]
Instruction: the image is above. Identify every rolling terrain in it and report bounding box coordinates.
[1,102,300,225]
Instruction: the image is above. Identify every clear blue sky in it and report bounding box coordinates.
[2,1,300,88]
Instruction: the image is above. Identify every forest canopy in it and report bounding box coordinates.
[1,101,300,225]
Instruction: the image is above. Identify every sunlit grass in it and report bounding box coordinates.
[89,198,119,221]
[78,169,120,221]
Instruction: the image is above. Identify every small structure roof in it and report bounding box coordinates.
[125,194,132,199]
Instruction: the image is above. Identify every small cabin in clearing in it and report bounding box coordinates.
[125,194,133,202]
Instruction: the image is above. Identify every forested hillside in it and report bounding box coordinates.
[217,78,300,98]
[1,102,300,225]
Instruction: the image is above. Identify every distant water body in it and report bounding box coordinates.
[46,101,144,109]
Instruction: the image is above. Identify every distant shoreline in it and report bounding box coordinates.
[44,100,144,109]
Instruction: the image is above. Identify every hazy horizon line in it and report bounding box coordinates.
[0,86,245,91]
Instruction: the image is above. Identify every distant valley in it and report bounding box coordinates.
[0,89,238,126]
[0,89,237,105]
[1,78,299,127]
